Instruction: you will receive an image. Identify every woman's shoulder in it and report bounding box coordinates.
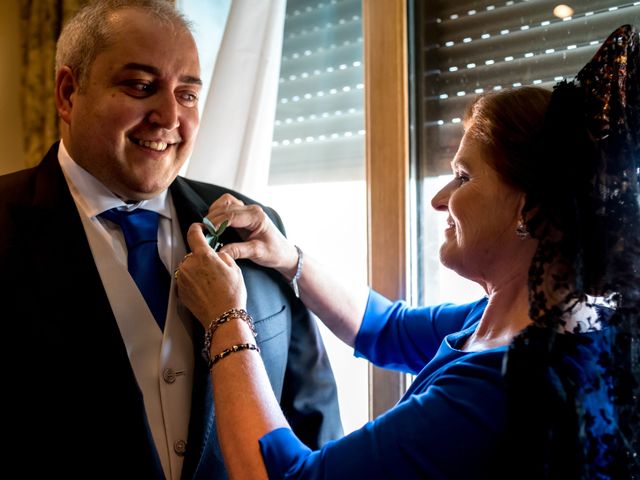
[420,295,489,332]
[367,289,487,321]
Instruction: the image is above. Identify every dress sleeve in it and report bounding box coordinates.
[259,349,507,480]
[354,290,486,374]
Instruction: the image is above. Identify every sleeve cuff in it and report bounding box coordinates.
[354,289,394,359]
[259,428,312,478]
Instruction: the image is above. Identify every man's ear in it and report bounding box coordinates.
[55,66,78,125]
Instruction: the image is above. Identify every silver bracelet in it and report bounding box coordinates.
[202,308,257,370]
[290,245,303,298]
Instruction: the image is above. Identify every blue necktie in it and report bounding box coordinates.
[100,208,169,330]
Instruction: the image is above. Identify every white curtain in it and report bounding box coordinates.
[185,0,286,199]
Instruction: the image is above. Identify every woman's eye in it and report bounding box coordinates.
[455,173,470,185]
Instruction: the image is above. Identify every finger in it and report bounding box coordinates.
[205,207,241,231]
[179,252,193,265]
[218,239,261,261]
[217,250,238,268]
[207,204,244,226]
[208,193,244,215]
[214,205,266,233]
[186,223,214,254]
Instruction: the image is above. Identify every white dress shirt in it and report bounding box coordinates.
[58,140,194,480]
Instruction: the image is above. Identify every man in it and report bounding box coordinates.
[0,1,341,478]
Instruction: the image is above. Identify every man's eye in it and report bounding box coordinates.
[123,81,154,96]
[177,91,199,107]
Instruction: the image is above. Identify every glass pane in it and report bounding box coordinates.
[265,0,368,435]
[270,0,365,185]
[177,0,231,105]
[410,0,639,304]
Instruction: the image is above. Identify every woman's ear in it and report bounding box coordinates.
[520,195,543,238]
[55,66,78,125]
[518,194,539,221]
[522,206,540,224]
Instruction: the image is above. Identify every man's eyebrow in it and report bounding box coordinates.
[180,75,203,86]
[121,63,203,86]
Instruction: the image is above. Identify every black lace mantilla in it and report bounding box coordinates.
[505,25,640,479]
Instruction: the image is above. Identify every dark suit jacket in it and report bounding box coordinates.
[0,143,342,479]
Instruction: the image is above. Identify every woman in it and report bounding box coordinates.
[175,26,639,479]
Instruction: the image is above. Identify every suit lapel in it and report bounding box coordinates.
[19,145,112,316]
[170,177,218,479]
[169,177,210,248]
[169,177,291,479]
[170,176,245,250]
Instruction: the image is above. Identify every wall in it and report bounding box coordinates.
[0,0,26,175]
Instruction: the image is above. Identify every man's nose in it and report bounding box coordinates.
[148,91,180,130]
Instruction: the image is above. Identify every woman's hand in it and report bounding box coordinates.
[177,222,290,480]
[206,193,299,280]
[207,195,367,348]
[176,223,247,327]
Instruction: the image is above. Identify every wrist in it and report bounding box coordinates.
[202,308,257,369]
[209,317,256,350]
[277,244,300,280]
[201,304,246,329]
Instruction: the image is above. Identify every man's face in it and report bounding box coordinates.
[58,7,201,201]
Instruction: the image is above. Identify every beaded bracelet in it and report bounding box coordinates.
[209,343,261,368]
[202,308,257,369]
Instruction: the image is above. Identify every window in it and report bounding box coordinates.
[265,0,368,434]
[176,0,231,106]
[410,0,640,305]
[179,0,369,434]
[269,0,365,185]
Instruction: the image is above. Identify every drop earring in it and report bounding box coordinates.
[516,218,530,240]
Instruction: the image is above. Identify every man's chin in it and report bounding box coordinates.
[115,179,172,202]
[123,165,182,198]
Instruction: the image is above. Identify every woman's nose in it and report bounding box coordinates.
[431,182,451,211]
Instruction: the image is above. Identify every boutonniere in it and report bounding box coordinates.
[203,217,228,251]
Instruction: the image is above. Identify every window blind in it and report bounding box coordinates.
[414,0,640,176]
[269,0,364,185]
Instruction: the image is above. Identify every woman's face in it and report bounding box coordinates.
[431,132,527,285]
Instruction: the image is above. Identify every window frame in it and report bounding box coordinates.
[363,0,410,418]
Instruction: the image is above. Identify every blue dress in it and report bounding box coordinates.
[259,291,509,479]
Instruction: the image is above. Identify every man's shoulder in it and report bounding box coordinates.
[174,176,284,231]
[0,143,60,204]
[176,177,260,207]
[0,166,39,204]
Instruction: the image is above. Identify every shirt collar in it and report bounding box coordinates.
[58,139,171,220]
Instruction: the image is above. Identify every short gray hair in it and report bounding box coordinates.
[55,0,193,90]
